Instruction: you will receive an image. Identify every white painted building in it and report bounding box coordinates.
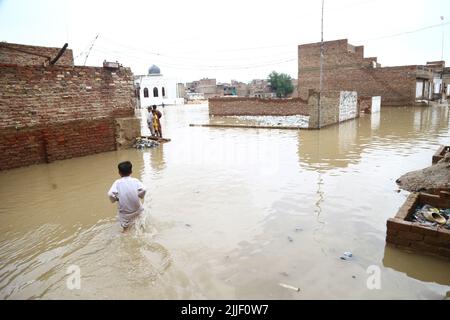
[135,65,184,107]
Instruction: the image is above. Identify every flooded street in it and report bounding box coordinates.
[1,104,450,299]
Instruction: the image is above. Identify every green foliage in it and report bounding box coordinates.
[268,71,294,98]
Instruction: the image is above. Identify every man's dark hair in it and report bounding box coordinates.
[118,161,132,176]
[152,105,157,110]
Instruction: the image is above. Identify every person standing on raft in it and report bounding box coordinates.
[152,105,163,138]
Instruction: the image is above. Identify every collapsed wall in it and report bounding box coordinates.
[208,96,310,116]
[0,62,137,171]
[208,90,358,129]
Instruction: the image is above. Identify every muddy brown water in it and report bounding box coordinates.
[0,104,449,299]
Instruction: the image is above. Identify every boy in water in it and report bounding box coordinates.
[107,161,146,232]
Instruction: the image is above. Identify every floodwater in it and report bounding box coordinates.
[1,104,450,299]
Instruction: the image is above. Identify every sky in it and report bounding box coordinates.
[0,0,449,83]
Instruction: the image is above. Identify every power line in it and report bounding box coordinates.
[90,46,295,70]
[95,19,450,65]
[83,34,99,66]
[360,21,450,42]
[94,43,295,64]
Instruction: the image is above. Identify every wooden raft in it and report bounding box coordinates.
[141,136,171,143]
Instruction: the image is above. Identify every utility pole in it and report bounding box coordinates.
[318,0,325,129]
[440,16,445,103]
[84,34,99,66]
[441,16,445,61]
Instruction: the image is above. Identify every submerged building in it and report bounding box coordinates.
[298,39,445,106]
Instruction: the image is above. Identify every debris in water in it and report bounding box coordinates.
[340,251,353,260]
[413,204,450,229]
[133,137,159,149]
[279,283,300,292]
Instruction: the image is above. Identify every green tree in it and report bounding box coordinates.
[268,71,294,98]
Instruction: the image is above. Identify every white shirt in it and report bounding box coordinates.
[107,176,146,227]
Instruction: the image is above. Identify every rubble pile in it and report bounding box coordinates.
[413,204,450,230]
[396,152,450,192]
[133,137,159,149]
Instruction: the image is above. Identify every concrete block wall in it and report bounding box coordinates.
[386,192,450,260]
[115,117,141,149]
[339,91,358,122]
[371,96,381,113]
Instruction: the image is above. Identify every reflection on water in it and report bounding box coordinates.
[383,245,450,286]
[0,104,449,299]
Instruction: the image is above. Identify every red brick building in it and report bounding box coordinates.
[298,39,435,106]
[0,42,137,170]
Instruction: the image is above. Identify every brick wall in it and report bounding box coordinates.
[208,90,358,129]
[0,126,47,170]
[386,192,450,260]
[0,42,74,66]
[0,119,116,170]
[208,97,310,116]
[298,39,429,107]
[0,62,136,170]
[0,64,135,129]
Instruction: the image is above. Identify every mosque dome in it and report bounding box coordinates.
[148,64,161,75]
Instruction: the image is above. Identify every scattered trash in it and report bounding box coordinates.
[279,272,289,277]
[287,236,293,242]
[279,283,300,292]
[133,137,159,149]
[294,227,303,232]
[185,224,191,227]
[413,204,450,229]
[352,275,356,279]
[340,251,353,260]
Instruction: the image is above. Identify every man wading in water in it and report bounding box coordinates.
[107,161,146,232]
